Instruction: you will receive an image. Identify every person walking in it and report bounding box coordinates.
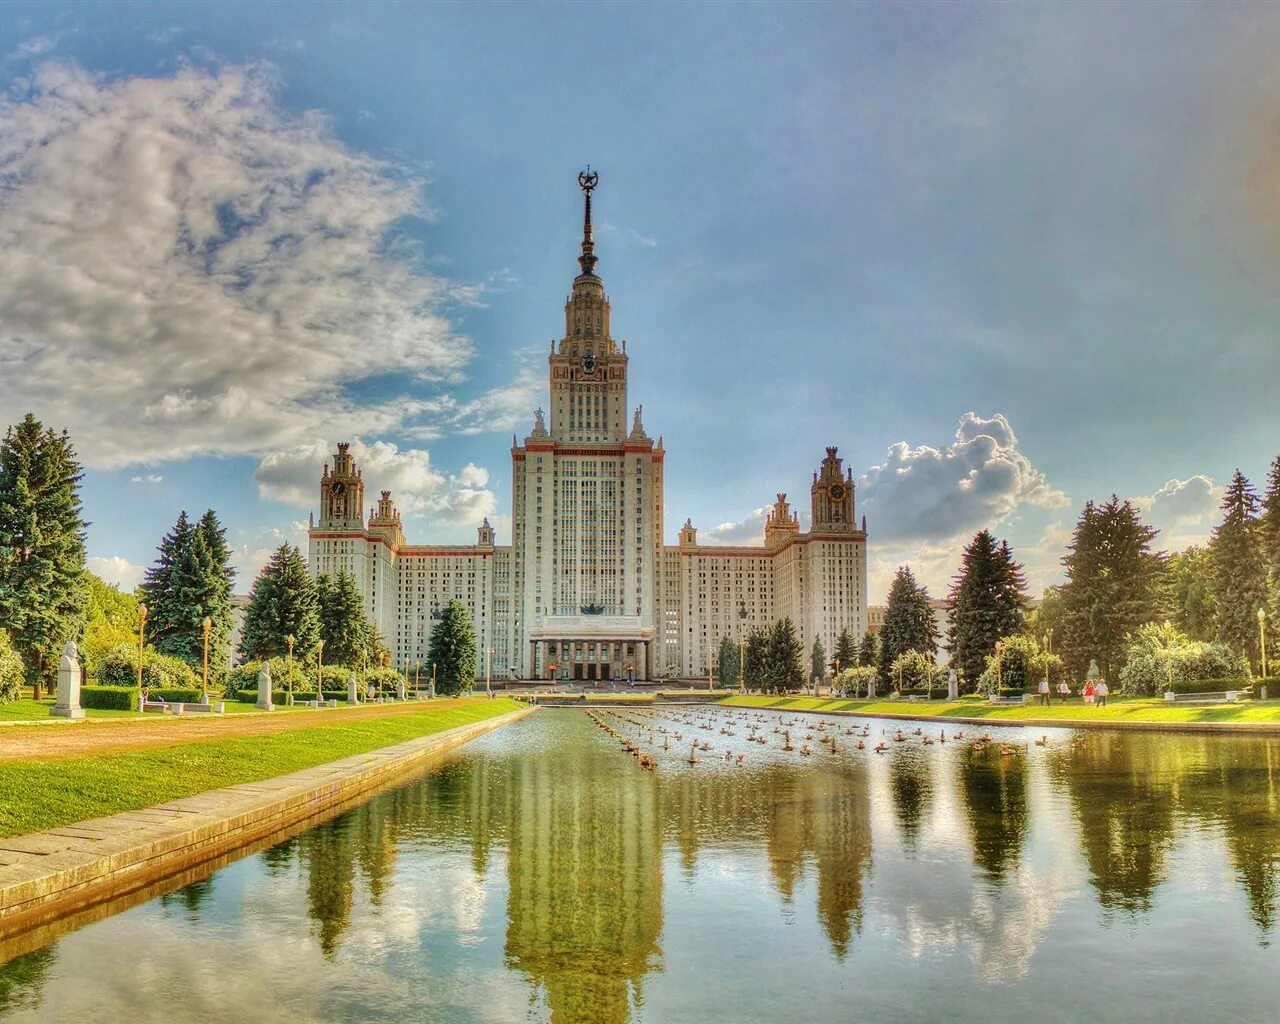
[1083,680,1095,706]
[1038,677,1051,707]
[1096,679,1109,707]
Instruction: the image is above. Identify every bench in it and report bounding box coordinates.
[987,694,1031,706]
[142,700,171,713]
[173,701,225,715]
[1163,690,1248,704]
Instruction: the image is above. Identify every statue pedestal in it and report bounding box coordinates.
[52,641,85,719]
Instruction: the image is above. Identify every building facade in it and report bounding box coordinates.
[308,173,868,681]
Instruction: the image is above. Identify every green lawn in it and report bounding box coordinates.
[717,693,1280,725]
[0,697,136,721]
[0,698,523,838]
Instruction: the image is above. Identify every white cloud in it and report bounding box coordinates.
[253,438,496,526]
[702,506,771,546]
[1138,475,1221,531]
[86,555,146,591]
[0,60,480,468]
[130,474,164,484]
[859,412,1067,544]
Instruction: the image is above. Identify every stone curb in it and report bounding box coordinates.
[702,702,1280,736]
[0,705,534,941]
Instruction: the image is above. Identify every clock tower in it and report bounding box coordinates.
[548,168,629,444]
[319,442,365,530]
[811,446,855,534]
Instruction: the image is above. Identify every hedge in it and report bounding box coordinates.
[1159,678,1256,695]
[896,687,951,700]
[234,689,349,704]
[95,644,200,690]
[81,686,139,711]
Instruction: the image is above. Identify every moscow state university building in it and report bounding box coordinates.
[309,175,868,682]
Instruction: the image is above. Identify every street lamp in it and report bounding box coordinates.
[1259,607,1268,682]
[316,639,325,700]
[430,662,437,700]
[415,659,421,697]
[202,616,212,702]
[137,603,148,704]
[486,646,493,696]
[739,636,745,694]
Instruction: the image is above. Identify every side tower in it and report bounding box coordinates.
[308,442,372,617]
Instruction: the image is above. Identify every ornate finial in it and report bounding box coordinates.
[578,167,599,276]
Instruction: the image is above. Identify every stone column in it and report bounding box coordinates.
[347,673,359,705]
[52,641,85,719]
[256,661,274,711]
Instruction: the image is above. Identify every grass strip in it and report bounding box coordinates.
[717,693,1280,725]
[0,698,522,838]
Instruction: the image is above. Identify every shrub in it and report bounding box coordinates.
[889,650,939,692]
[835,665,876,697]
[975,634,1060,693]
[227,657,308,697]
[0,630,23,704]
[364,667,405,693]
[94,644,200,690]
[81,686,139,711]
[1118,622,1249,696]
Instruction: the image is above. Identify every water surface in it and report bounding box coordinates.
[2,708,1279,1023]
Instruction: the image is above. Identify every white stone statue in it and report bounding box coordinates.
[52,640,85,719]
[867,672,877,700]
[256,661,274,711]
[396,678,407,701]
[347,673,360,705]
[947,669,959,702]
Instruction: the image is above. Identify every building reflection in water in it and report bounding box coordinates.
[8,712,1280,1021]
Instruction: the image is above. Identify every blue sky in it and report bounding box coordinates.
[2,2,1279,601]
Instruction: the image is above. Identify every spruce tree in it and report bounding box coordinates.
[1058,496,1168,680]
[856,628,878,668]
[878,566,938,680]
[768,617,805,692]
[239,543,321,662]
[947,530,1028,687]
[1261,455,1280,634]
[317,570,372,667]
[716,635,740,688]
[1210,470,1269,672]
[833,627,857,671]
[141,511,206,665]
[427,599,477,695]
[197,509,236,676]
[0,415,87,695]
[1167,545,1218,642]
[810,636,826,682]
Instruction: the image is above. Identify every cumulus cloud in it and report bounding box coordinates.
[86,555,146,591]
[0,60,498,468]
[1139,475,1221,529]
[254,438,496,526]
[859,413,1067,544]
[701,506,771,546]
[130,474,164,484]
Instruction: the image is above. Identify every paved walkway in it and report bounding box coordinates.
[0,698,481,763]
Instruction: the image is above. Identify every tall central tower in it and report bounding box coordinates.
[548,169,629,444]
[509,170,664,681]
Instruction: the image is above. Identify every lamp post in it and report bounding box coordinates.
[486,646,493,696]
[316,639,325,700]
[834,658,841,698]
[415,659,421,697]
[137,603,148,703]
[430,662,436,700]
[708,644,714,692]
[739,637,745,694]
[995,639,1004,694]
[202,616,212,702]
[286,634,295,705]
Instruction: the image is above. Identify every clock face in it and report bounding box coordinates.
[331,482,346,497]
[828,484,847,502]
[581,353,597,374]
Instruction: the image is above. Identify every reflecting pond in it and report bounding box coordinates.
[3,707,1280,1022]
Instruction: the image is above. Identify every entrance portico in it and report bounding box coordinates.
[528,615,655,682]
